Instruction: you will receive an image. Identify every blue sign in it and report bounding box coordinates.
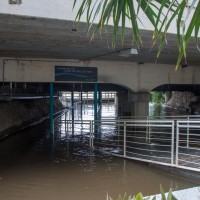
[55,66,98,82]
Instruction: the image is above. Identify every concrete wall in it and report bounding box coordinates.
[0,57,200,92]
[167,91,194,110]
[0,98,63,137]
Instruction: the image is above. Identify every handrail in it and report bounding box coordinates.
[53,101,81,122]
[52,111,200,172]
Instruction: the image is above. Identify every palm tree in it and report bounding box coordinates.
[73,0,200,69]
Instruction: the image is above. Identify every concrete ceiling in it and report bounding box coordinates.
[0,13,199,66]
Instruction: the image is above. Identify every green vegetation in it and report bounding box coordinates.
[73,0,200,69]
[107,185,177,200]
[151,92,165,104]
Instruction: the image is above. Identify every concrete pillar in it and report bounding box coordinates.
[114,92,118,114]
[165,91,171,103]
[114,92,118,106]
[118,91,151,117]
[129,92,151,117]
[117,91,132,116]
[117,92,121,116]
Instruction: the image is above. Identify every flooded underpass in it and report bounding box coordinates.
[0,103,199,200]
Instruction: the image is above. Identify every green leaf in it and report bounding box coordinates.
[156,1,182,59]
[177,0,187,52]
[152,196,157,200]
[135,193,144,200]
[126,0,141,46]
[176,0,200,69]
[160,185,167,200]
[167,188,173,200]
[74,0,200,70]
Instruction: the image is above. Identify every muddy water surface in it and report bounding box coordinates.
[0,103,198,200]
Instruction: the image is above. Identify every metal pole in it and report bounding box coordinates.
[89,120,94,148]
[187,117,189,148]
[171,121,175,165]
[148,117,151,143]
[52,122,54,139]
[87,92,88,105]
[146,116,148,143]
[94,83,98,133]
[80,84,83,120]
[71,85,74,136]
[98,89,101,132]
[10,82,12,98]
[98,89,101,110]
[118,121,120,146]
[65,111,66,133]
[90,120,92,148]
[50,82,54,162]
[50,82,54,136]
[124,122,126,157]
[67,120,69,139]
[92,120,94,148]
[175,121,180,166]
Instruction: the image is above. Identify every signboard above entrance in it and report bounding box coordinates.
[55,66,98,82]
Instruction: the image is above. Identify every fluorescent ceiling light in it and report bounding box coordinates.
[119,48,138,57]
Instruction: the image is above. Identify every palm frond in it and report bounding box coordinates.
[73,0,200,69]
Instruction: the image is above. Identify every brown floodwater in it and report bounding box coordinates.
[0,103,198,200]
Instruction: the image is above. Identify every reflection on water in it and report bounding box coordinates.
[0,103,198,200]
[149,103,187,117]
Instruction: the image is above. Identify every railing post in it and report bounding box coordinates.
[176,121,179,166]
[146,116,149,143]
[59,114,62,132]
[171,121,175,165]
[71,86,74,136]
[92,121,94,148]
[67,120,69,139]
[90,120,94,148]
[89,120,92,148]
[124,121,126,157]
[118,121,120,146]
[147,116,151,143]
[65,111,66,133]
[52,121,54,136]
[94,83,98,134]
[187,117,189,148]
[50,82,54,136]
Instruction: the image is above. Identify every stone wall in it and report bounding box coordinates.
[167,92,194,110]
[0,98,64,138]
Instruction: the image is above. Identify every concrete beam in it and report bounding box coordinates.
[0,57,200,93]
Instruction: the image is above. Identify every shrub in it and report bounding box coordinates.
[150,92,165,104]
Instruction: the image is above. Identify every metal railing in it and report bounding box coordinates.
[105,115,200,120]
[176,121,200,172]
[53,115,200,172]
[93,119,175,167]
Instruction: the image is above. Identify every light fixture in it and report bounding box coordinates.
[119,48,138,57]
